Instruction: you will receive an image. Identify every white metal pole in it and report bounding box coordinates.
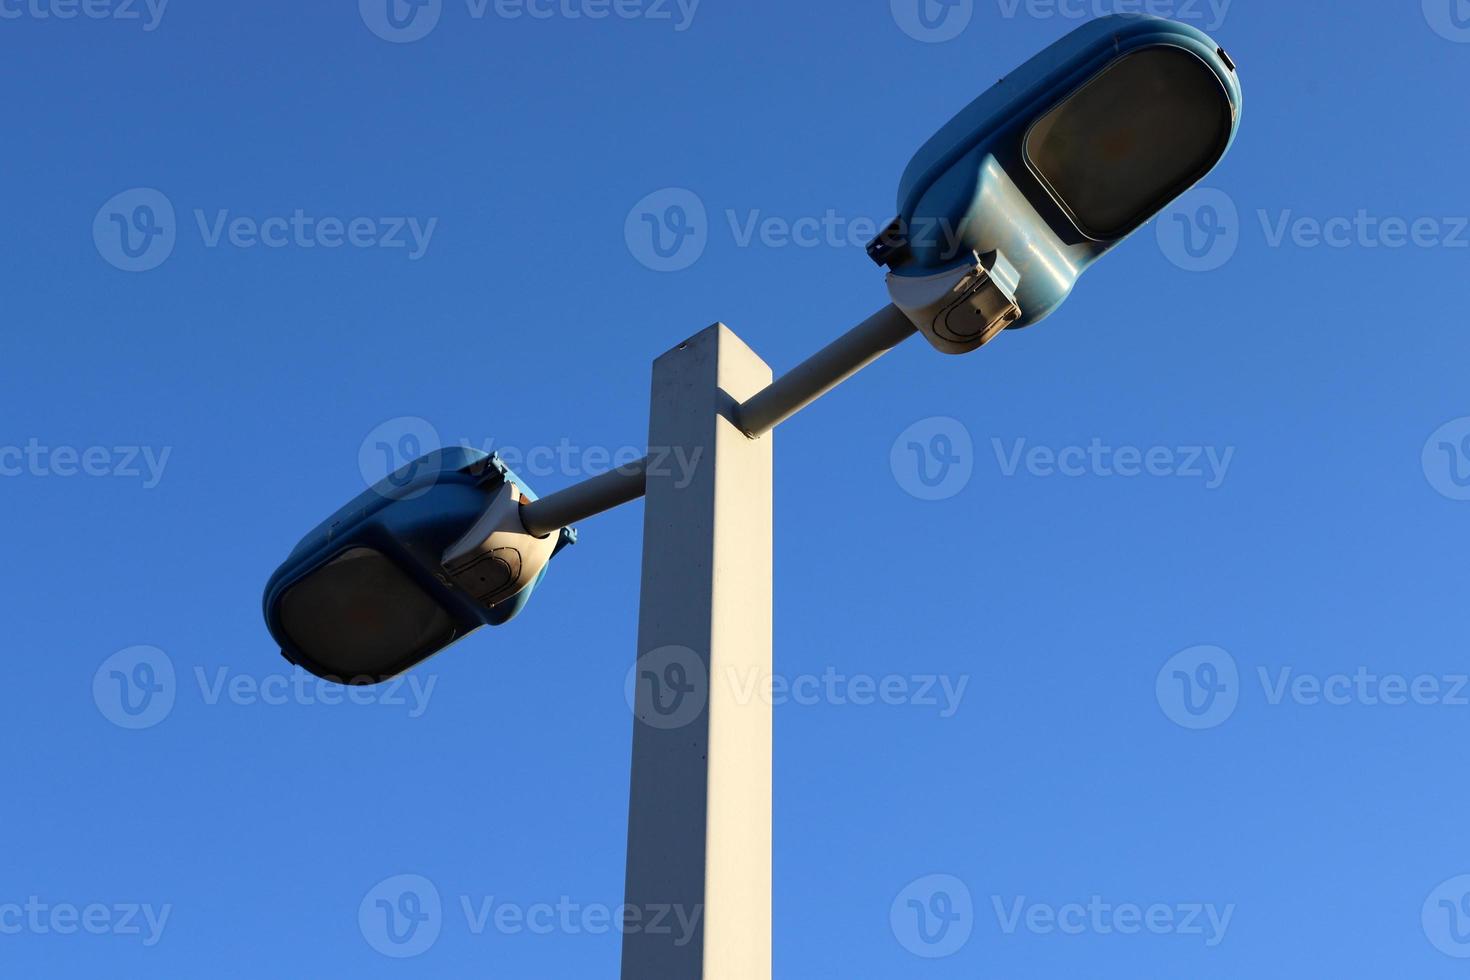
[620,324,773,979]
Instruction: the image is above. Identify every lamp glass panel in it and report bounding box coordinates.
[1026,46,1232,239]
[279,547,455,681]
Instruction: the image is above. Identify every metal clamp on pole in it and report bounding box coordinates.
[886,250,1022,356]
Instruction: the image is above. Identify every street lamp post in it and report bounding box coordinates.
[261,15,1242,978]
[619,326,773,978]
[521,309,919,977]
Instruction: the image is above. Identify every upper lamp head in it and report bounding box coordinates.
[874,14,1243,354]
[261,448,575,685]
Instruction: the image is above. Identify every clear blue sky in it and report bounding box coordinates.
[4,0,1469,976]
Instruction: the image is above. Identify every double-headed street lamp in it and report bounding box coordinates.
[263,15,1241,977]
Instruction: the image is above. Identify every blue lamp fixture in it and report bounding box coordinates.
[872,14,1242,354]
[262,449,575,685]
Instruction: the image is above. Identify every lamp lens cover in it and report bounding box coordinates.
[279,547,456,683]
[1025,46,1233,240]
